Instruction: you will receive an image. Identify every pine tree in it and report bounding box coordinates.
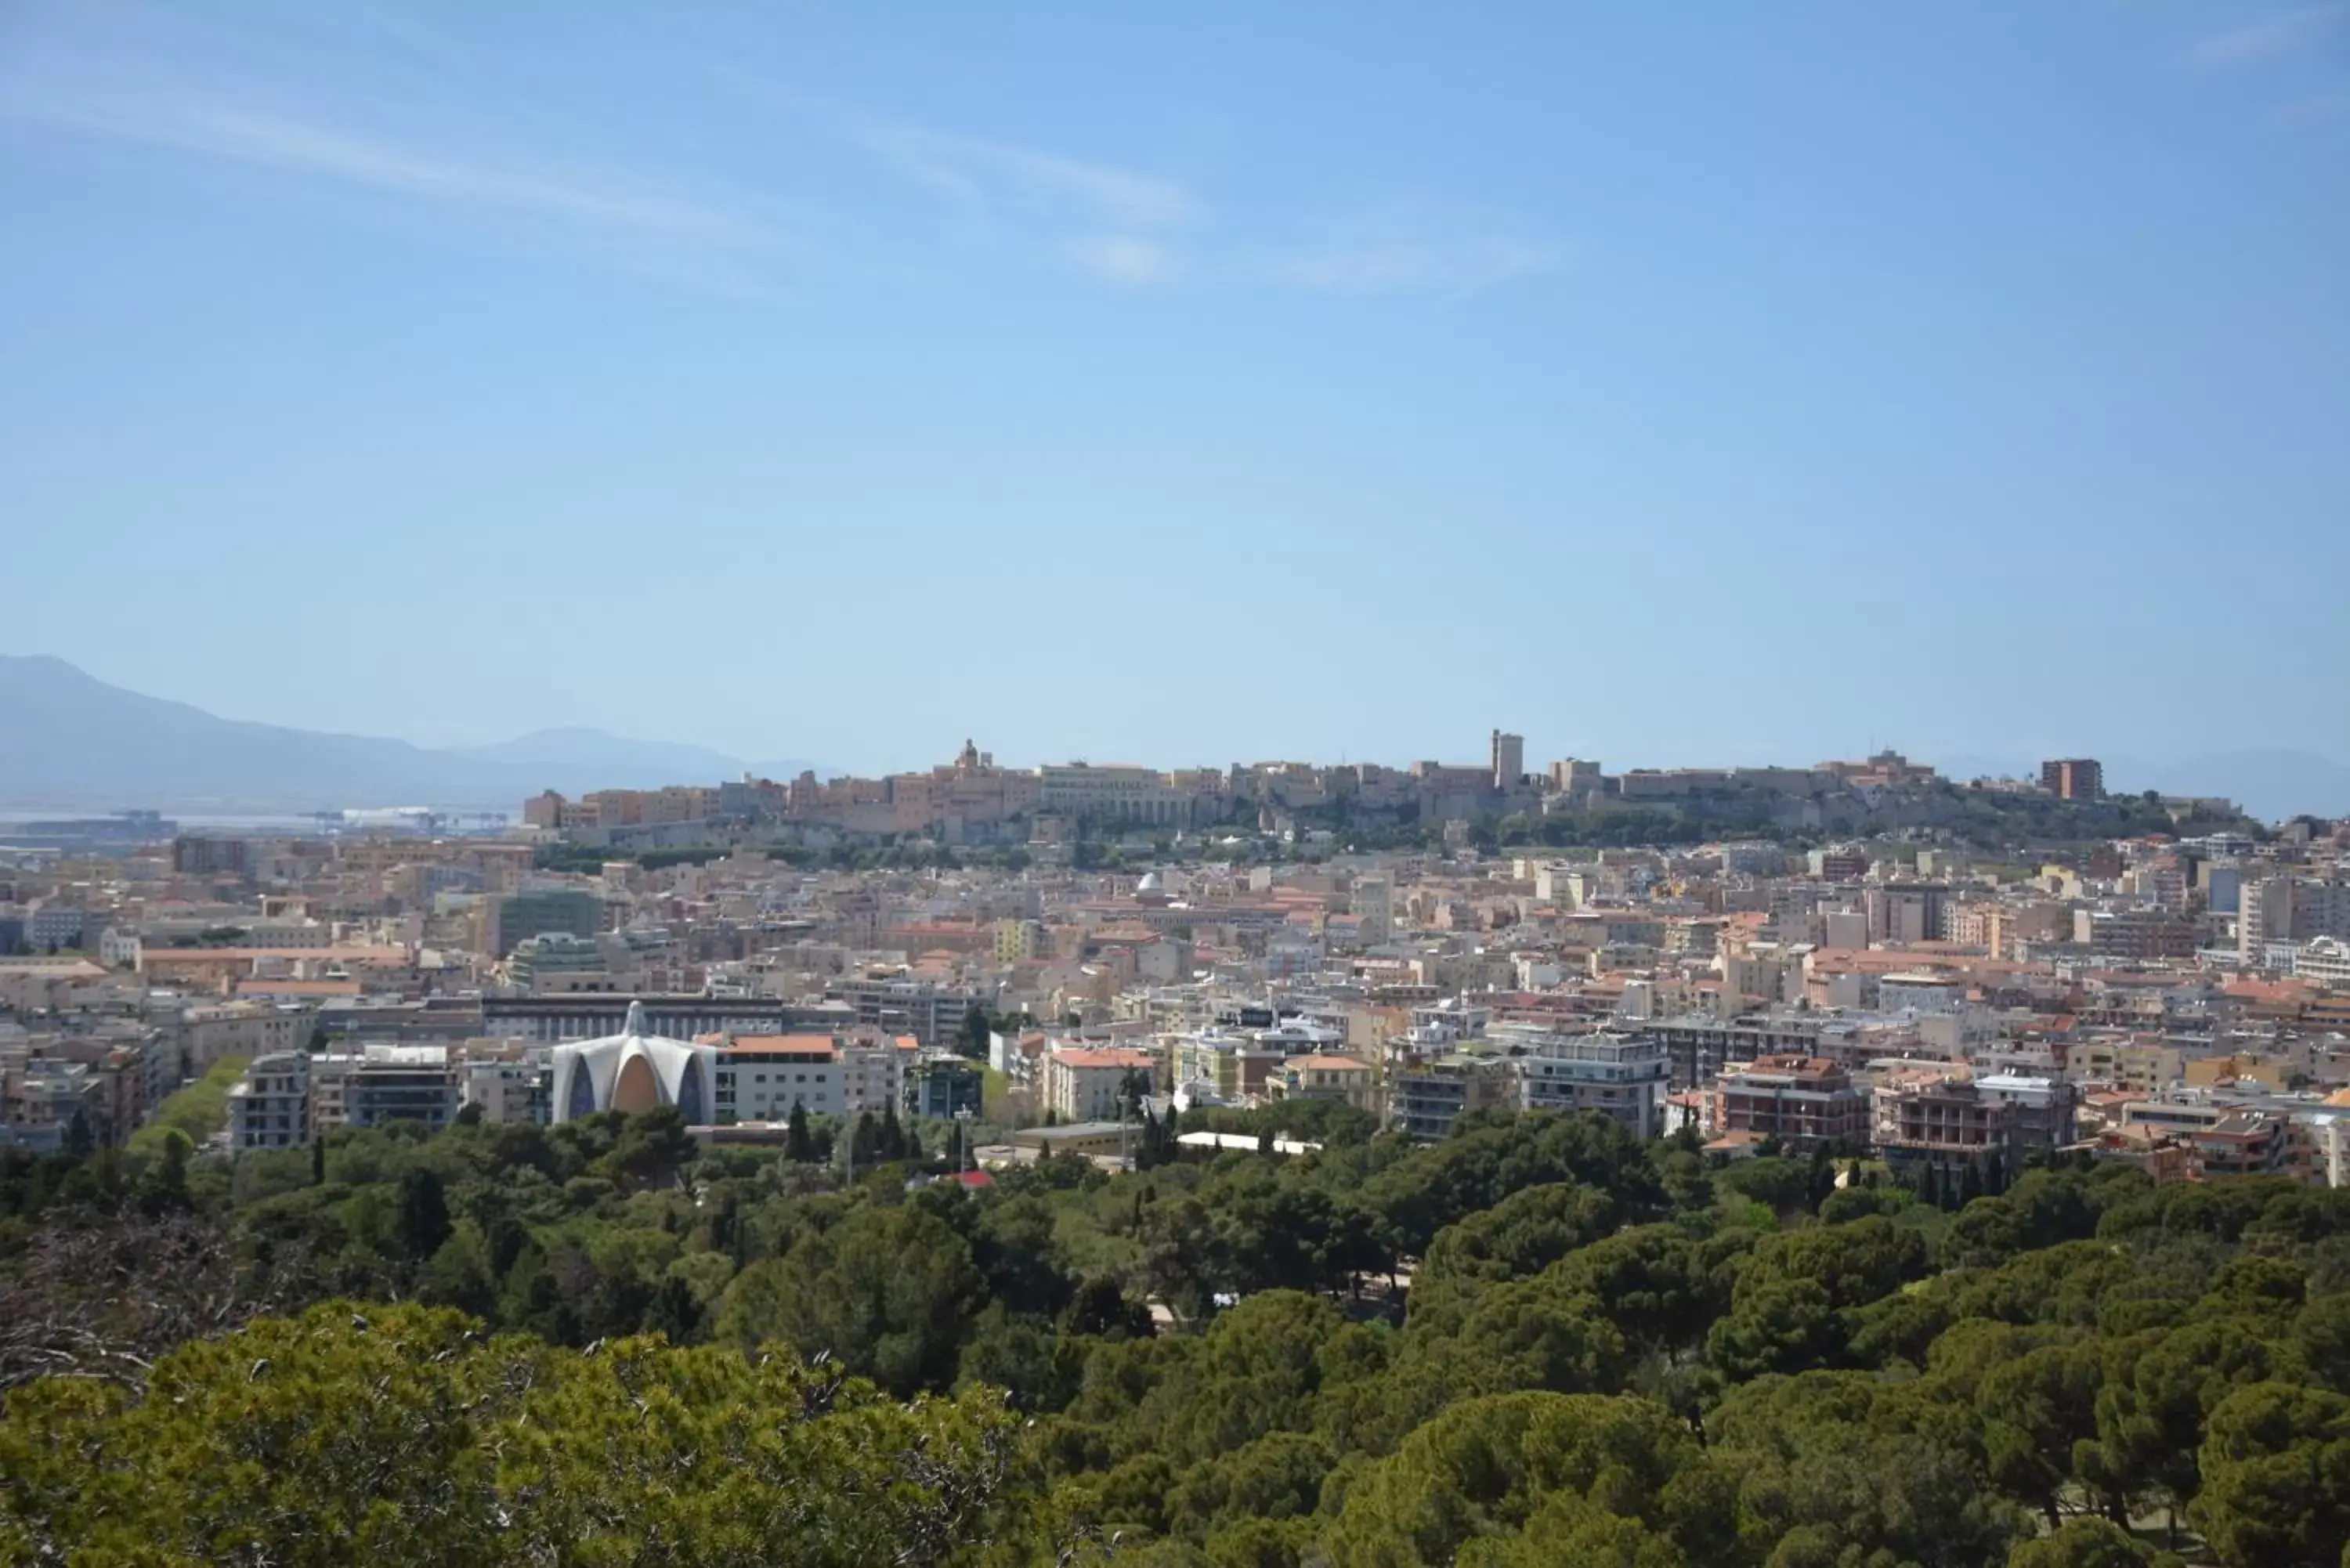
[1806,1145,1835,1211]
[645,1274,703,1344]
[396,1168,452,1263]
[956,1003,991,1061]
[785,1101,813,1162]
[62,1107,95,1162]
[311,1136,327,1186]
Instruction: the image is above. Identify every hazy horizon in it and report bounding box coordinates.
[6,653,2347,815]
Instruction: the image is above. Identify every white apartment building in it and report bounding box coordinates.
[1880,972,1967,1013]
[461,1059,540,1123]
[2296,938,2350,988]
[2314,1114,2350,1190]
[710,1030,908,1124]
[228,1051,309,1150]
[1502,1027,1671,1139]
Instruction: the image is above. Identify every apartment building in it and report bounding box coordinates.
[1865,886,1950,945]
[1273,1053,1379,1114]
[1513,1029,1671,1139]
[713,1035,841,1123]
[504,931,615,992]
[2297,938,2350,988]
[172,835,251,876]
[1647,1013,1850,1087]
[1874,1071,2077,1175]
[2074,908,2201,960]
[183,1002,306,1073]
[1171,1028,1292,1105]
[904,1053,985,1120]
[825,976,981,1050]
[2119,1100,2292,1178]
[2243,878,2350,963]
[2061,1038,2186,1096]
[2041,758,2103,800]
[484,888,605,959]
[1391,1053,1516,1140]
[1043,1046,1157,1122]
[460,1059,541,1124]
[228,1051,309,1150]
[1714,1056,1869,1148]
[310,1046,461,1135]
[712,1031,908,1124]
[0,1060,104,1153]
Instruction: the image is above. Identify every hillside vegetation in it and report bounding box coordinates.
[5,1109,2349,1566]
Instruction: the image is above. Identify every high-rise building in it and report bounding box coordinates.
[172,835,250,876]
[1490,730,1524,791]
[2241,876,2350,962]
[1351,873,1394,945]
[2040,758,2103,800]
[485,887,605,957]
[228,1052,310,1150]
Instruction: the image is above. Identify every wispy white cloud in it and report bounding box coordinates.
[1066,233,1184,287]
[837,114,1200,229]
[2275,91,2350,120]
[20,90,780,255]
[2188,5,2346,67]
[1267,237,1563,298]
[715,73,1565,300]
[0,7,790,288]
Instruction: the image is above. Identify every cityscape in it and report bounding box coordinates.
[7,0,2350,1562]
[7,732,2348,1180]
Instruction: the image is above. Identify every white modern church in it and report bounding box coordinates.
[548,1000,718,1124]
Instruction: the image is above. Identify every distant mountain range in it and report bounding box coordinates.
[1937,752,2349,824]
[0,656,822,812]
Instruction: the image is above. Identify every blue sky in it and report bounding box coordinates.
[2,1,2345,779]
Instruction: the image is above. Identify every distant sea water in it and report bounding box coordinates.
[0,807,501,833]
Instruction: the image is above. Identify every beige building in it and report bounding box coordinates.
[1036,763,1193,826]
[184,1002,305,1071]
[1043,1046,1158,1122]
[1274,1053,1379,1114]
